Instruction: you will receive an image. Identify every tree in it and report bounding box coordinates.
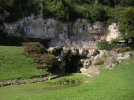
[118,7,134,43]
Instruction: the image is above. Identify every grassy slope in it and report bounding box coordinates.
[11,51,134,100]
[0,73,90,100]
[0,46,48,81]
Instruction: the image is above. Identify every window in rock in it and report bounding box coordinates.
[79,27,83,34]
[64,31,66,38]
[26,25,31,33]
[27,19,28,21]
[59,32,62,38]
[83,25,85,30]
[64,25,66,30]
[44,22,46,25]
[46,28,48,36]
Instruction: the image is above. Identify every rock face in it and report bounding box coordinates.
[47,46,132,77]
[107,23,120,41]
[3,3,121,48]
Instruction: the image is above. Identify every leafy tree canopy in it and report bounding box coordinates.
[118,7,134,41]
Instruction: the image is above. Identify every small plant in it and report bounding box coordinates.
[112,60,119,64]
[94,60,104,65]
[119,47,131,53]
[112,48,117,51]
[101,54,108,60]
[52,78,80,85]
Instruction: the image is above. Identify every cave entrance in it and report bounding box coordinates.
[65,55,82,73]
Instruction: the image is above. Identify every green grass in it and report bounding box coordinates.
[0,73,90,100]
[9,51,134,100]
[0,46,48,81]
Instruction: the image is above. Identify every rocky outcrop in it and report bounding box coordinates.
[107,23,120,42]
[47,46,132,77]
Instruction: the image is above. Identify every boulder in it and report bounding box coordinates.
[87,65,100,75]
[61,48,70,58]
[79,49,87,57]
[70,47,78,56]
[80,68,88,73]
[110,49,119,55]
[104,63,112,69]
[88,49,98,56]
[83,60,91,68]
[47,47,55,54]
[104,57,111,65]
[124,52,132,59]
[99,50,105,56]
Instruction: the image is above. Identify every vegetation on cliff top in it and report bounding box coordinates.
[1,0,134,24]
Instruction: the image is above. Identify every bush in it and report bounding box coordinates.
[94,60,104,65]
[22,42,47,55]
[52,78,80,85]
[119,47,131,53]
[33,54,58,71]
[98,41,117,50]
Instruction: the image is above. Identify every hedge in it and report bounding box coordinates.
[98,41,116,50]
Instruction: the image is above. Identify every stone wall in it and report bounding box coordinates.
[48,38,98,49]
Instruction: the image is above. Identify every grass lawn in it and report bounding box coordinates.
[0,73,90,100]
[8,51,134,100]
[0,46,48,81]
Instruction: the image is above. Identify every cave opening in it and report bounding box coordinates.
[65,55,82,73]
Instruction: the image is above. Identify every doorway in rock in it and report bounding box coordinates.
[65,55,82,73]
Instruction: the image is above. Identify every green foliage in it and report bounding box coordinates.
[106,5,124,24]
[22,42,47,55]
[98,41,117,50]
[22,42,58,72]
[43,0,68,20]
[0,46,48,81]
[94,60,104,65]
[89,0,107,22]
[0,0,41,23]
[110,38,120,43]
[52,78,80,85]
[33,54,58,71]
[118,7,134,41]
[1,0,134,24]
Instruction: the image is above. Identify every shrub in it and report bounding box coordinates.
[112,48,117,51]
[98,41,117,50]
[52,78,80,85]
[119,47,131,52]
[125,47,131,51]
[94,60,104,65]
[32,54,58,71]
[22,42,47,55]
